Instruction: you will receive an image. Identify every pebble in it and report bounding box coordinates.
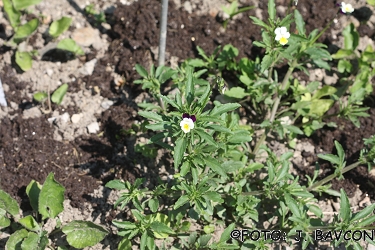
[101,100,114,110]
[71,27,100,47]
[22,107,42,119]
[45,68,53,77]
[79,59,97,76]
[59,112,70,124]
[71,113,82,124]
[87,122,100,134]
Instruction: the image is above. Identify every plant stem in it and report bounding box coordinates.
[307,161,362,192]
[252,59,298,155]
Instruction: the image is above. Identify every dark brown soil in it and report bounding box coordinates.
[1,0,374,212]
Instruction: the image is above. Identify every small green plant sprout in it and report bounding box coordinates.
[0,173,108,249]
[33,83,68,113]
[3,0,82,71]
[84,4,107,25]
[221,1,254,29]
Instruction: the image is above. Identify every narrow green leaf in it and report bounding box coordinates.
[105,180,127,190]
[185,66,194,106]
[15,51,32,71]
[112,220,137,230]
[268,0,276,20]
[140,231,147,250]
[261,54,272,73]
[13,19,39,41]
[138,111,163,122]
[13,0,43,10]
[159,95,180,110]
[294,9,305,36]
[331,49,354,59]
[351,204,375,222]
[210,103,241,116]
[135,64,148,78]
[57,38,84,55]
[3,0,21,28]
[224,87,248,99]
[318,154,340,165]
[205,158,227,178]
[339,189,351,222]
[285,194,301,217]
[38,172,65,220]
[174,195,189,210]
[118,238,132,250]
[49,17,72,38]
[227,130,252,144]
[334,141,345,164]
[174,137,188,169]
[249,16,269,29]
[0,190,19,216]
[357,214,375,227]
[308,204,323,218]
[62,220,108,248]
[195,128,216,146]
[51,83,68,105]
[219,223,235,242]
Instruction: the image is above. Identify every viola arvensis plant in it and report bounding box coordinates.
[180,113,196,133]
[340,2,354,14]
[274,26,290,45]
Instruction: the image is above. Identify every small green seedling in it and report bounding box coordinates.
[34,83,68,113]
[221,1,254,29]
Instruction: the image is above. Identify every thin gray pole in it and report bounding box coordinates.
[158,0,168,66]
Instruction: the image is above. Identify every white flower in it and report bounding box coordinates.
[274,27,290,45]
[180,118,195,133]
[341,2,354,13]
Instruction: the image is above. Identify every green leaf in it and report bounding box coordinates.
[285,194,301,217]
[12,0,43,10]
[219,223,235,242]
[174,137,188,169]
[331,49,354,59]
[5,229,28,250]
[0,208,11,228]
[49,17,72,38]
[351,204,375,222]
[309,99,334,117]
[210,103,241,116]
[343,23,359,51]
[312,86,336,100]
[159,95,180,110]
[112,220,137,229]
[62,220,108,248]
[283,125,303,135]
[249,16,269,29]
[318,154,340,165]
[21,232,39,250]
[15,51,33,71]
[118,238,132,250]
[334,141,345,164]
[308,204,323,218]
[174,195,189,210]
[135,64,148,78]
[33,92,48,102]
[195,128,216,146]
[105,180,127,190]
[19,215,40,232]
[3,0,21,28]
[261,54,272,73]
[227,130,252,144]
[339,189,350,222]
[268,0,275,20]
[185,66,194,106]
[38,172,65,220]
[205,158,227,178]
[203,191,223,203]
[150,221,174,235]
[0,189,19,216]
[51,83,68,105]
[57,38,84,55]
[224,87,248,99]
[13,19,39,41]
[148,198,159,213]
[139,111,163,122]
[294,9,305,36]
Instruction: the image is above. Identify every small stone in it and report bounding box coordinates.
[59,112,70,124]
[71,27,100,47]
[87,122,100,134]
[46,68,53,77]
[101,100,114,110]
[71,113,82,124]
[79,59,97,76]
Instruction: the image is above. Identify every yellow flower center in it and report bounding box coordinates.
[183,124,190,130]
[280,37,288,45]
